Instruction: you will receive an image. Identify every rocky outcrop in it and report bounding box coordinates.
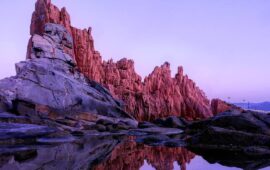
[28,0,213,121]
[28,0,104,82]
[185,110,270,169]
[211,98,243,115]
[0,23,137,140]
[103,61,212,121]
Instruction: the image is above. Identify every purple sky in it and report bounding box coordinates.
[0,0,270,102]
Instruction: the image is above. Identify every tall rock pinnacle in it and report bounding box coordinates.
[28,0,213,121]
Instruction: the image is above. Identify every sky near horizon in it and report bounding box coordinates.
[0,0,269,102]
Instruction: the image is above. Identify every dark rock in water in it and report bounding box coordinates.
[0,112,32,124]
[96,119,114,125]
[0,123,55,140]
[136,134,170,146]
[186,110,270,160]
[188,126,270,147]
[0,23,137,136]
[138,121,157,128]
[13,150,38,163]
[116,121,133,130]
[70,131,84,137]
[163,139,186,147]
[95,124,107,132]
[153,116,188,129]
[187,110,270,136]
[188,145,270,170]
[37,136,76,143]
[164,116,189,128]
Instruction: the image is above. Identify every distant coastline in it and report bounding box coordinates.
[234,102,270,112]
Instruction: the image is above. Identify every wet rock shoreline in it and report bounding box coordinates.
[0,1,269,169]
[0,23,139,148]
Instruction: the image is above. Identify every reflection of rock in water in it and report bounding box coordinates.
[93,137,195,170]
[0,135,122,170]
[186,110,270,170]
[188,146,270,170]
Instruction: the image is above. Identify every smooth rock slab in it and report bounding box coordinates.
[131,127,183,135]
[0,112,31,124]
[0,123,56,140]
[37,136,76,144]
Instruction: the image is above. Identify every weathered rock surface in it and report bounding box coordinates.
[0,22,137,141]
[185,110,270,160]
[211,98,243,115]
[28,0,213,121]
[2,0,270,169]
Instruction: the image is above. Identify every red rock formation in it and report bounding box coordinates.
[92,137,195,170]
[28,0,104,82]
[211,98,243,115]
[28,0,213,121]
[28,0,74,58]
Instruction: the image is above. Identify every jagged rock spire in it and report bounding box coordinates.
[29,0,213,120]
[30,0,71,35]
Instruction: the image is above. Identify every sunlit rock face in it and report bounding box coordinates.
[211,98,243,115]
[92,138,195,170]
[28,0,213,121]
[0,22,137,133]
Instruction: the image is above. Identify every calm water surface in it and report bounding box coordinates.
[0,134,269,170]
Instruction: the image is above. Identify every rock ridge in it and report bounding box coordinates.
[0,22,137,139]
[28,0,214,121]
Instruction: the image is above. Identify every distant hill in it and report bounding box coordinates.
[234,102,270,112]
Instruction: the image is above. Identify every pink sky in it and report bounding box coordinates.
[0,0,270,102]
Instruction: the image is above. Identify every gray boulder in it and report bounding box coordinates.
[0,23,137,133]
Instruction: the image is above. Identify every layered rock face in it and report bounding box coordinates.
[0,22,137,137]
[28,0,213,121]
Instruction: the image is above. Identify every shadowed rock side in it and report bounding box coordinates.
[28,0,213,121]
[92,138,195,170]
[0,22,137,136]
[185,110,270,169]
